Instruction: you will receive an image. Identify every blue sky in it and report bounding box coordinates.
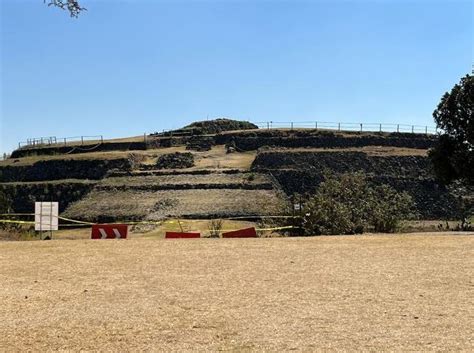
[0,0,472,154]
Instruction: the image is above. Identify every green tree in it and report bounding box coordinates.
[370,184,415,233]
[302,172,415,235]
[429,74,473,185]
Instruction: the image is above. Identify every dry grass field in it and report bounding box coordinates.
[1,145,256,169]
[100,173,270,188]
[0,233,472,351]
[64,189,286,221]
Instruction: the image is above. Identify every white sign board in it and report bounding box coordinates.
[35,202,59,231]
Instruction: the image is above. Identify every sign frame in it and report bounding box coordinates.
[35,202,59,239]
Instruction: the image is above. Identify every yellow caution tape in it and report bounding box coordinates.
[256,226,297,231]
[0,213,35,216]
[0,213,300,232]
[58,216,94,225]
[0,219,35,225]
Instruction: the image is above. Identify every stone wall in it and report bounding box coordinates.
[252,151,433,178]
[11,142,149,158]
[216,130,436,151]
[252,150,458,219]
[0,181,96,213]
[0,159,131,182]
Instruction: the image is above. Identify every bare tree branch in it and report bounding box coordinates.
[45,0,86,18]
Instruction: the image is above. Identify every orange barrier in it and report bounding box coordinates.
[222,227,257,238]
[165,232,200,239]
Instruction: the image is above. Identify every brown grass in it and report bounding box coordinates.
[192,145,256,169]
[0,147,186,167]
[100,173,269,188]
[1,145,256,170]
[64,189,287,221]
[0,234,472,351]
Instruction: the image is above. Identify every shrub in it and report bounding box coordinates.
[156,152,194,169]
[208,219,223,238]
[370,184,416,232]
[447,182,474,231]
[302,172,415,235]
[245,173,256,182]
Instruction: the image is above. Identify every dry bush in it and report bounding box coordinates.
[207,219,223,238]
[0,225,37,241]
[128,153,146,169]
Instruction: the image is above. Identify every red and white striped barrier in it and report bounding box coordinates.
[91,224,128,239]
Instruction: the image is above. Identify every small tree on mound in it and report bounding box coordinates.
[183,118,258,135]
[302,172,415,235]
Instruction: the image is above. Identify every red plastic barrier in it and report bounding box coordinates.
[165,232,201,239]
[91,224,128,239]
[222,227,257,238]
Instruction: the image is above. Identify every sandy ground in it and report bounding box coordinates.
[0,233,472,351]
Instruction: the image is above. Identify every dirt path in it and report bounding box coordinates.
[0,234,472,351]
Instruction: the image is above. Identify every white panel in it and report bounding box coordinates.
[35,202,59,231]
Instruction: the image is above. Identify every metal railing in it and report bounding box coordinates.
[18,135,104,149]
[16,120,438,151]
[253,121,438,134]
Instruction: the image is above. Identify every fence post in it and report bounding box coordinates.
[267,122,269,130]
[291,122,293,130]
[81,136,84,145]
[397,124,399,133]
[360,123,363,132]
[64,138,67,146]
[379,123,382,132]
[338,123,340,131]
[425,126,427,134]
[143,133,147,143]
[315,121,318,130]
[411,125,414,133]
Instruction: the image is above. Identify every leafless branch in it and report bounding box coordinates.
[45,0,86,18]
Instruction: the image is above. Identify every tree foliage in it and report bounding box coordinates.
[302,173,415,235]
[44,0,86,18]
[429,74,473,185]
